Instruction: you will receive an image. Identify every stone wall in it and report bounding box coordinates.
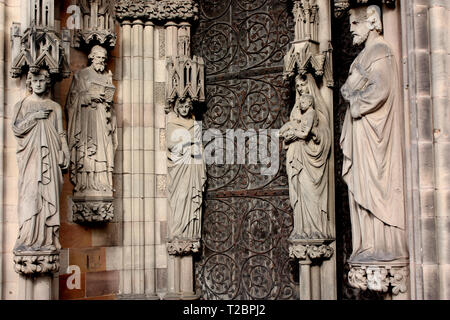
[402,0,449,300]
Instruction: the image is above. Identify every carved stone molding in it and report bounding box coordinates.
[72,198,114,223]
[348,264,409,295]
[167,240,201,256]
[289,240,334,262]
[14,252,60,275]
[115,0,199,24]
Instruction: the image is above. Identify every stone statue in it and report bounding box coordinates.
[281,74,331,240]
[66,45,117,197]
[11,69,69,253]
[340,5,408,263]
[166,95,206,243]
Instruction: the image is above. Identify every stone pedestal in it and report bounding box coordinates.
[164,240,200,300]
[289,239,334,300]
[14,251,60,275]
[72,196,114,223]
[14,250,59,300]
[348,262,410,300]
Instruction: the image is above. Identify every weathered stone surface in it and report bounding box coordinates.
[166,98,206,242]
[340,5,408,264]
[115,0,199,24]
[11,69,68,261]
[14,252,60,275]
[167,239,200,256]
[66,45,117,201]
[348,263,409,295]
[281,76,332,240]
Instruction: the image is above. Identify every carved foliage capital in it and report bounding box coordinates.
[167,240,200,255]
[14,253,60,275]
[289,243,334,261]
[72,200,114,223]
[115,0,199,24]
[348,264,409,295]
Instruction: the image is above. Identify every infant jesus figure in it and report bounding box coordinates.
[280,94,319,144]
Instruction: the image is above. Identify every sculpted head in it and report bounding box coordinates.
[349,5,382,46]
[26,69,51,95]
[295,75,309,96]
[299,94,314,112]
[174,96,193,119]
[88,45,108,73]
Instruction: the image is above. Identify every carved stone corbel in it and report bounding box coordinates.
[348,264,409,297]
[167,240,201,256]
[14,252,60,275]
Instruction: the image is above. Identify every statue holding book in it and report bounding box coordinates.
[66,45,117,198]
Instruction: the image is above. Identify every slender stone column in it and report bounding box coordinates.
[121,20,133,295]
[0,0,5,300]
[164,22,180,299]
[131,19,145,295]
[316,0,336,300]
[429,4,450,300]
[289,242,333,300]
[180,255,194,297]
[299,260,312,300]
[143,21,158,299]
[33,276,52,300]
[311,264,321,300]
[18,276,33,300]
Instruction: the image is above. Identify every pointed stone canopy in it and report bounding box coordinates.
[166,55,205,104]
[72,0,117,48]
[10,1,71,79]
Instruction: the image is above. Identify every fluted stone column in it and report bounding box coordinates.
[401,0,450,300]
[119,18,159,299]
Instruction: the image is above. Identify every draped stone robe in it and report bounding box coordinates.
[66,66,117,195]
[340,36,408,263]
[12,96,64,252]
[286,76,332,240]
[166,112,206,241]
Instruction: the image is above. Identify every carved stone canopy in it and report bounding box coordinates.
[10,24,71,79]
[115,0,199,24]
[72,0,117,48]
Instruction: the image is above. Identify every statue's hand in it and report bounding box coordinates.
[34,109,52,120]
[350,104,361,119]
[284,132,297,143]
[91,93,105,104]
